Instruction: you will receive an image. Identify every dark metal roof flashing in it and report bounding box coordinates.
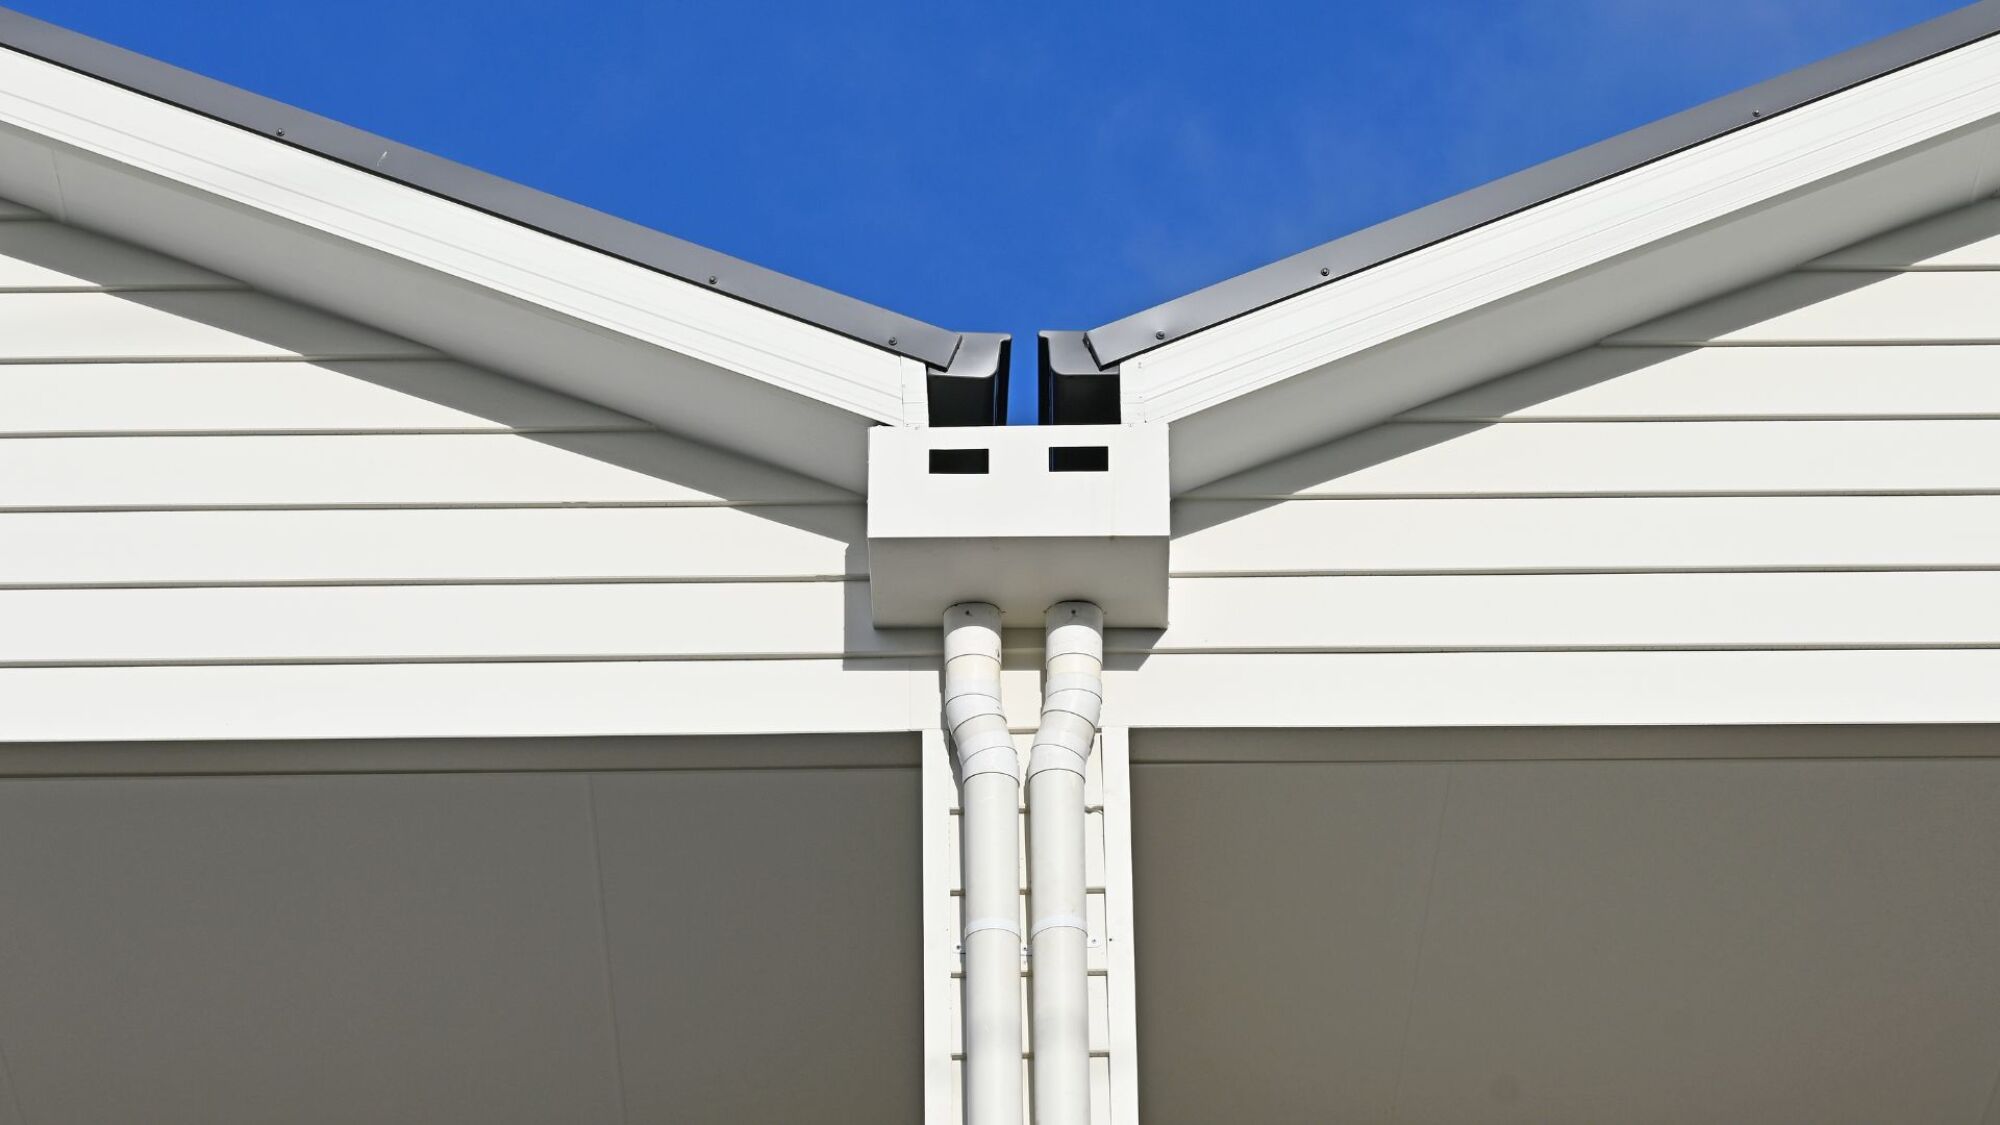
[926,332,1011,427]
[1080,0,2000,369]
[1038,331,1121,426]
[0,4,1020,423]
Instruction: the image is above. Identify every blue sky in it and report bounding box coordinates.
[20,0,1965,421]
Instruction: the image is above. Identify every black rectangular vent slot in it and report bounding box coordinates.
[1049,445,1110,473]
[929,448,990,474]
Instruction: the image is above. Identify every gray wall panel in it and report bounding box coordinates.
[1129,761,1452,1123]
[589,768,922,1124]
[0,773,622,1125]
[1398,757,2000,1125]
[1131,736,2000,1125]
[0,754,924,1125]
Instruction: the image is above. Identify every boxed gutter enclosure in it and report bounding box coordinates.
[3,3,2000,1123]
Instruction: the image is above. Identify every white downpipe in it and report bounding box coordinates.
[1028,601,1104,1125]
[942,603,1021,1125]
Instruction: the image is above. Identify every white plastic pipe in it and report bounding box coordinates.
[942,603,1020,1125]
[1028,601,1104,1125]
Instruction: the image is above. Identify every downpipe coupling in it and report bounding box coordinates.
[943,603,1016,786]
[1030,603,1104,783]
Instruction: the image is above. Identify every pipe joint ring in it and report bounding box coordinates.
[951,725,1014,755]
[1029,914,1089,940]
[1040,698,1103,729]
[1042,673,1102,696]
[943,685,1003,724]
[958,742,1021,781]
[1027,744,1089,779]
[963,917,1023,941]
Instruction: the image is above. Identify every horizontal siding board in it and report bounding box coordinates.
[1807,198,2000,268]
[11,572,1999,665]
[1399,345,2000,420]
[1129,200,2000,736]
[0,220,234,288]
[1189,420,2000,498]
[0,291,432,360]
[1608,271,2000,344]
[8,650,1998,740]
[1149,572,2000,652]
[0,659,925,741]
[0,733,920,777]
[1,360,643,433]
[0,506,862,586]
[0,198,42,220]
[17,198,2000,745]
[0,433,855,508]
[1130,725,2000,764]
[0,581,899,663]
[1172,495,2000,574]
[1105,650,2000,727]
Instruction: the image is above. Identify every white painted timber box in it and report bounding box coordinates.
[867,423,1170,627]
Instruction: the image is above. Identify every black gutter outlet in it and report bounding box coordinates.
[1038,331,1120,425]
[927,332,1011,427]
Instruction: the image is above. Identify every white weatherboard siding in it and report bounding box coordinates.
[14,197,2000,736]
[13,570,2000,664]
[1150,195,2000,728]
[0,206,904,739]
[1,358,648,435]
[0,432,853,509]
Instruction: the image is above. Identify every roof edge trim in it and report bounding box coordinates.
[1083,0,2000,365]
[0,4,965,369]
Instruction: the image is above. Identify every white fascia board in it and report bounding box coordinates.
[1130,32,2000,492]
[0,46,907,489]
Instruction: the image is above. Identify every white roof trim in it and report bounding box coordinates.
[0,45,905,488]
[1130,29,2000,491]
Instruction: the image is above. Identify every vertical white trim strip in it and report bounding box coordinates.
[1099,727,1142,1125]
[899,356,930,428]
[921,728,958,1123]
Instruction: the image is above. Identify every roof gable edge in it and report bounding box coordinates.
[0,5,970,372]
[1121,15,2000,491]
[1083,1,2000,368]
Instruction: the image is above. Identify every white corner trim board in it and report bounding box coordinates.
[0,46,908,486]
[1130,30,2000,490]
